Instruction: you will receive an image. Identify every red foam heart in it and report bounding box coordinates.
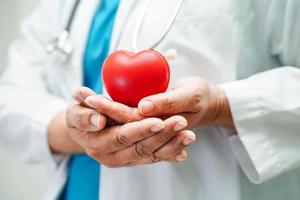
[102,49,170,107]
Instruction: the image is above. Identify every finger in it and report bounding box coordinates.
[166,150,188,163]
[73,89,124,127]
[127,150,188,167]
[138,86,201,117]
[131,130,194,165]
[73,87,96,106]
[101,117,165,153]
[153,130,195,160]
[66,103,107,132]
[128,130,194,166]
[111,115,187,163]
[85,95,144,123]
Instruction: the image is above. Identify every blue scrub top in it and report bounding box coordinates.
[61,0,120,199]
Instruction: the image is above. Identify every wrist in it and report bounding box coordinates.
[48,111,84,154]
[211,86,234,127]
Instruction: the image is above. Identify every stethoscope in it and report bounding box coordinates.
[46,0,184,60]
[45,0,81,60]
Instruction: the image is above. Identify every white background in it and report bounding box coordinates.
[0,0,47,199]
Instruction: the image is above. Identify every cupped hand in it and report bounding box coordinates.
[66,110,195,167]
[48,87,197,167]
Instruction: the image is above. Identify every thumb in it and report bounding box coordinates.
[85,95,144,124]
[73,87,96,106]
[138,88,190,117]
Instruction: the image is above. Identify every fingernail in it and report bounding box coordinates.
[90,114,100,128]
[175,154,187,162]
[139,100,154,115]
[183,132,196,145]
[183,138,194,146]
[173,121,187,132]
[85,96,96,108]
[150,124,164,133]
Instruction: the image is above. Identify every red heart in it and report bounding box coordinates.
[102,49,170,107]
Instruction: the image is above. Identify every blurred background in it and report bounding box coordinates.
[0,0,47,199]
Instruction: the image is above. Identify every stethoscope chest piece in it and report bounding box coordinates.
[46,30,73,62]
[45,0,80,62]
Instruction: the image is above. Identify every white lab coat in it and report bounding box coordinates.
[0,0,300,200]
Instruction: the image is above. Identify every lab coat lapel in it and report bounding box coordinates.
[69,0,99,88]
[109,0,138,52]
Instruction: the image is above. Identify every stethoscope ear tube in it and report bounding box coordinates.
[132,0,185,52]
[46,0,184,61]
[65,0,81,32]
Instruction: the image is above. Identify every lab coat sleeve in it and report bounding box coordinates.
[0,0,69,172]
[219,0,300,184]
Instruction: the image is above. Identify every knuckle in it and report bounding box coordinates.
[115,129,132,147]
[139,128,151,138]
[150,152,163,163]
[189,93,202,113]
[135,142,153,158]
[162,97,176,113]
[159,144,183,160]
[154,150,169,160]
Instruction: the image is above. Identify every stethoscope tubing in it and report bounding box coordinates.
[46,0,184,57]
[132,0,184,52]
[65,0,81,32]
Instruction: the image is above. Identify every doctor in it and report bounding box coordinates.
[0,0,300,200]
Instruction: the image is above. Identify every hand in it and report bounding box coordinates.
[48,87,108,154]
[67,115,195,167]
[48,87,196,167]
[137,77,233,128]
